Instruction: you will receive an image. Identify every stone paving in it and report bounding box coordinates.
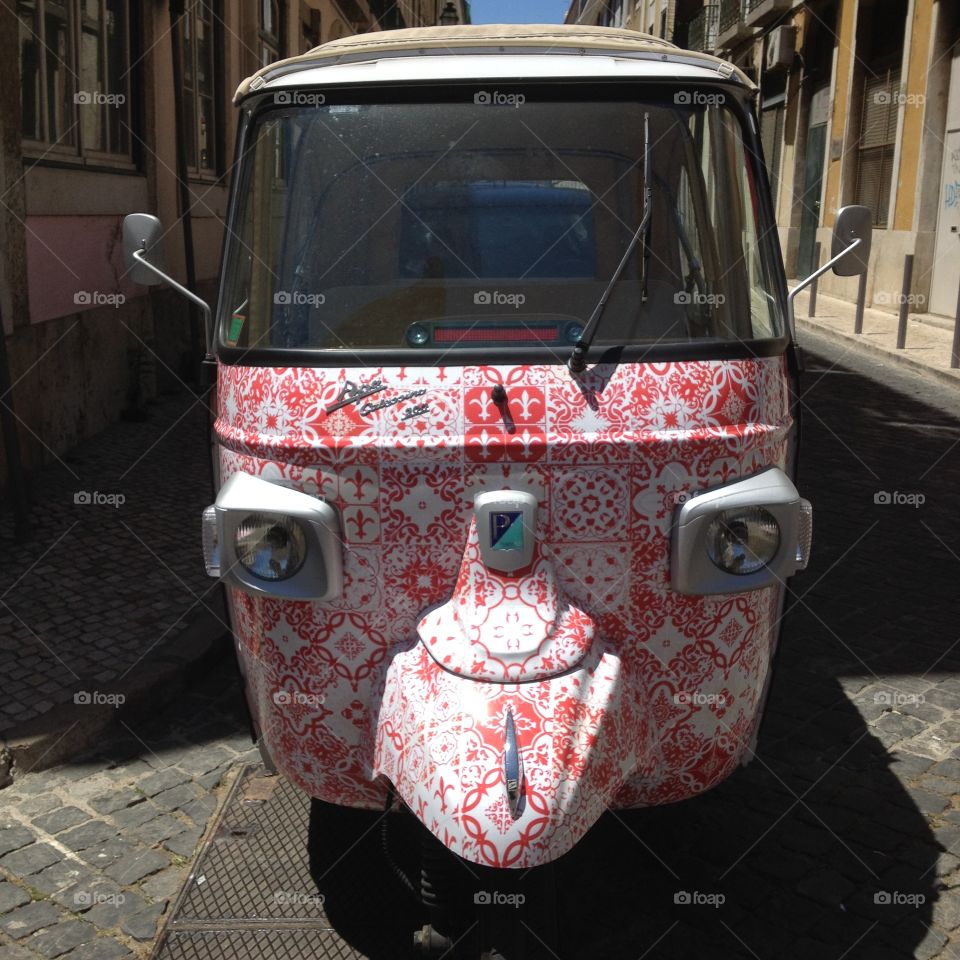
[0,334,958,959]
[0,389,215,733]
[0,659,254,960]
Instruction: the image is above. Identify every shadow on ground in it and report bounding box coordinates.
[50,348,958,960]
[306,349,960,959]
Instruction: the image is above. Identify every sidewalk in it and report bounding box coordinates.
[794,288,960,386]
[0,658,257,959]
[0,389,227,780]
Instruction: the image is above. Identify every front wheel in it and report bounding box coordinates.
[472,862,559,960]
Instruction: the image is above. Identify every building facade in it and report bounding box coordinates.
[567,0,960,319]
[0,0,470,494]
[566,0,678,38]
[397,1,472,28]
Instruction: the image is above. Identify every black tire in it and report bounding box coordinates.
[308,798,424,959]
[474,862,559,960]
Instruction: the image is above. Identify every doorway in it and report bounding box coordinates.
[931,43,960,318]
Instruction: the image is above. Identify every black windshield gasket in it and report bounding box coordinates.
[216,79,790,368]
[218,335,789,368]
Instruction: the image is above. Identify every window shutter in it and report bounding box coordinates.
[855,68,900,227]
[760,104,785,208]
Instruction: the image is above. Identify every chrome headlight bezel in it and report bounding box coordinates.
[202,472,342,601]
[671,467,812,595]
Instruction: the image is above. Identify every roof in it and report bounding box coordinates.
[234,24,751,103]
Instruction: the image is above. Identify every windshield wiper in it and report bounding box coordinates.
[569,111,652,374]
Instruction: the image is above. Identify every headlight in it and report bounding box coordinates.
[234,513,307,581]
[706,507,780,576]
[671,468,809,595]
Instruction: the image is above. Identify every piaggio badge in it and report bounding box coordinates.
[473,491,537,574]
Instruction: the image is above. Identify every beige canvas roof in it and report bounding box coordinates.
[234,24,751,103]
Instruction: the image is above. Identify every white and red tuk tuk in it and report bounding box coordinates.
[123,24,871,958]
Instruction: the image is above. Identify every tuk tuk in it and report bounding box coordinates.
[122,24,871,958]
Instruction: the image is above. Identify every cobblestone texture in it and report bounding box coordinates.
[0,393,214,731]
[0,660,255,959]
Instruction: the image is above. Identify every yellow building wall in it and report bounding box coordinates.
[893,0,933,231]
[822,0,858,228]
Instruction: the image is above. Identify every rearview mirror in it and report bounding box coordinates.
[830,205,872,276]
[121,212,213,359]
[122,213,166,286]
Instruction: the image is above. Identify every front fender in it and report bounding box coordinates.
[373,642,654,868]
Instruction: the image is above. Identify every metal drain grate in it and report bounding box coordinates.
[173,766,319,924]
[152,764,413,960]
[158,930,366,960]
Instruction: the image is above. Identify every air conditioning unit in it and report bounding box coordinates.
[765,26,795,72]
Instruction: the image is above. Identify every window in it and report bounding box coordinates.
[180,1,220,176]
[399,182,597,280]
[599,0,626,27]
[218,88,784,356]
[850,0,907,228]
[18,0,132,162]
[259,0,282,66]
[760,93,785,211]
[853,67,900,227]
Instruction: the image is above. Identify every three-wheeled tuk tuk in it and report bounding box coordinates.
[122,24,871,958]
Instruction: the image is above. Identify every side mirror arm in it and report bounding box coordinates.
[787,237,862,336]
[132,247,214,361]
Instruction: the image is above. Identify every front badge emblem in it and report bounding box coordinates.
[491,511,524,552]
[474,491,537,573]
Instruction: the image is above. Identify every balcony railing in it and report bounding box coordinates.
[717,0,752,49]
[688,3,719,53]
[719,0,742,33]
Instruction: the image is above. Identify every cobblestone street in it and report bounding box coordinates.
[0,659,254,960]
[0,390,215,734]
[1,332,959,959]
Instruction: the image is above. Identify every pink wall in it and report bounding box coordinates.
[24,215,145,324]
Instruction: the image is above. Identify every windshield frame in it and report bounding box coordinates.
[215,78,790,368]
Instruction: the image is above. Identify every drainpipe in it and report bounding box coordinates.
[0,313,30,542]
[168,0,201,386]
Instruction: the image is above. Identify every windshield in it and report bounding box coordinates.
[219,85,783,359]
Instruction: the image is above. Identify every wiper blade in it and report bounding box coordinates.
[569,111,652,374]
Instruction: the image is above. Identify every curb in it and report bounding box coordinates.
[0,593,231,786]
[797,317,960,389]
